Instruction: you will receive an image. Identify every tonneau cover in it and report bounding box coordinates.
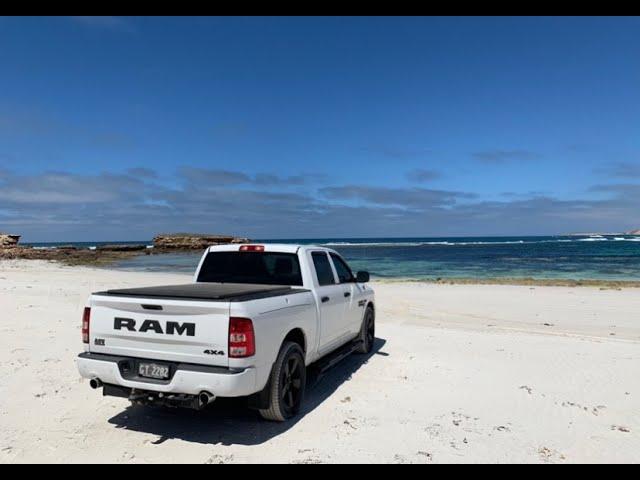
[95,283,307,302]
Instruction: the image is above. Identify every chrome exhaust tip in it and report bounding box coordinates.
[89,378,103,390]
[198,391,215,408]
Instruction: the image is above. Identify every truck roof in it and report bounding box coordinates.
[206,244,337,254]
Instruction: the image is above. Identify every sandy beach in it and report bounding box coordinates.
[0,260,638,464]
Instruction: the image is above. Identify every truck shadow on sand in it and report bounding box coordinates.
[107,338,388,446]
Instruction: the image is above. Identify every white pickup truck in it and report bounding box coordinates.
[77,244,375,421]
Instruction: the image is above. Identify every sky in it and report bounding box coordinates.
[0,16,639,242]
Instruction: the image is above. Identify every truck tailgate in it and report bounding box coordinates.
[88,294,231,367]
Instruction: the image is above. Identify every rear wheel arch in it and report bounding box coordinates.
[283,328,307,354]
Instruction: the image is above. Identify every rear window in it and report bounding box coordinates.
[312,252,336,286]
[197,252,303,286]
[330,253,355,283]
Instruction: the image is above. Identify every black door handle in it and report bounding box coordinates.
[344,292,351,298]
[321,296,330,303]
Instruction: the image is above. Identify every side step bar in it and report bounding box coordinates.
[313,340,364,378]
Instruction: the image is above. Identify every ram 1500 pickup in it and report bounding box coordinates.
[76,244,375,421]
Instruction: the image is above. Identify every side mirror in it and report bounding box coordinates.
[356,271,370,283]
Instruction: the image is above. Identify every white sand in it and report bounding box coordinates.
[0,260,638,464]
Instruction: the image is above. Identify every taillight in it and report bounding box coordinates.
[229,317,255,358]
[82,307,91,344]
[239,245,265,252]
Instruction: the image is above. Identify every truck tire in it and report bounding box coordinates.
[259,341,307,422]
[355,306,375,354]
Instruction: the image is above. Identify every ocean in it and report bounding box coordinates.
[25,235,640,281]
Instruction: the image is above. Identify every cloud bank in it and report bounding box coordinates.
[0,167,638,242]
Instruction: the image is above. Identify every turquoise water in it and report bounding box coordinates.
[62,235,640,281]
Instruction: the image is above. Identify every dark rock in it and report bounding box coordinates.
[153,233,250,251]
[0,234,20,247]
[0,246,141,266]
[0,232,251,266]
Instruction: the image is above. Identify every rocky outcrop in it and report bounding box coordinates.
[0,234,21,247]
[0,232,250,266]
[0,233,151,265]
[627,229,640,235]
[0,246,150,266]
[153,233,250,251]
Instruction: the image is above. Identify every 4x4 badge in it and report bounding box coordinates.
[204,349,225,356]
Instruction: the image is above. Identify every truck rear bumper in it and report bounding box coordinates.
[76,352,259,397]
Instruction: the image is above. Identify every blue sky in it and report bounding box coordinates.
[0,16,639,241]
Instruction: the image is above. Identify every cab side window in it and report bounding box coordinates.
[312,252,336,286]
[330,253,355,283]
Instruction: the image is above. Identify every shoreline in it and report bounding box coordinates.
[375,276,640,288]
[2,257,640,288]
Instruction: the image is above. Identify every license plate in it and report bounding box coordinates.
[138,362,170,380]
